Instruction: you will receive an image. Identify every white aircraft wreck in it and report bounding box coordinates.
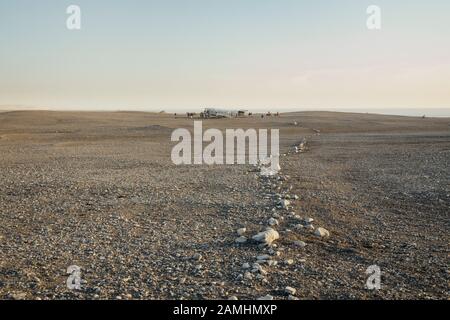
[201,108,249,118]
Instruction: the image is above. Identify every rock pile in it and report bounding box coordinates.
[231,135,332,300]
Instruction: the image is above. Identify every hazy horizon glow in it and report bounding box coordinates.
[1,0,450,112]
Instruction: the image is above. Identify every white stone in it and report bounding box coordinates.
[257,254,271,261]
[284,259,294,265]
[314,227,330,238]
[242,263,250,269]
[252,228,280,246]
[237,228,246,236]
[268,218,279,226]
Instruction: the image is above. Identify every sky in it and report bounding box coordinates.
[1,0,450,113]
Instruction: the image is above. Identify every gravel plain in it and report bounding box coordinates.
[0,110,449,300]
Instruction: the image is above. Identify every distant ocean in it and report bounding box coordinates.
[280,108,450,118]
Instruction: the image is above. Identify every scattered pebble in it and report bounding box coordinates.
[280,199,290,209]
[293,240,307,248]
[235,236,248,244]
[284,259,294,265]
[244,272,254,280]
[257,254,271,261]
[304,218,314,224]
[192,253,202,261]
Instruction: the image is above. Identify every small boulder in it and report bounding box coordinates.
[252,228,280,246]
[314,227,330,238]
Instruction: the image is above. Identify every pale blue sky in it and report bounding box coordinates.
[1,0,449,112]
